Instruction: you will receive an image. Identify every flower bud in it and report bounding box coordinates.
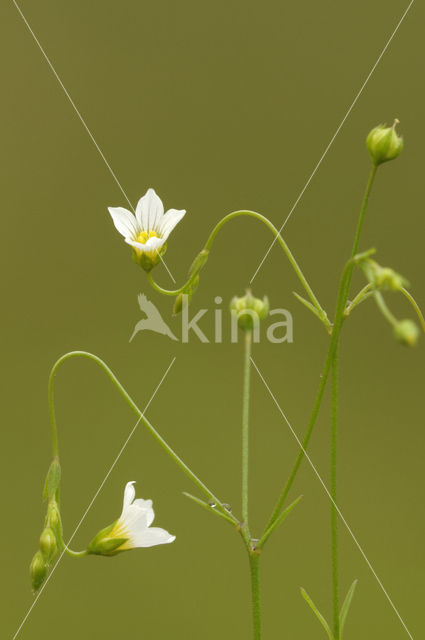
[188,249,209,278]
[366,120,403,166]
[30,551,47,593]
[173,275,200,315]
[230,291,269,331]
[394,319,420,347]
[365,260,408,291]
[45,500,60,530]
[39,527,57,563]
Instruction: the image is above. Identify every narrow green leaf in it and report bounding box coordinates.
[42,459,61,500]
[300,588,334,640]
[257,495,303,548]
[339,579,358,636]
[293,292,331,331]
[293,292,323,321]
[182,492,235,525]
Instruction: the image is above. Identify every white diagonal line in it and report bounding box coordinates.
[12,0,176,283]
[12,356,176,640]
[250,0,415,284]
[251,357,415,640]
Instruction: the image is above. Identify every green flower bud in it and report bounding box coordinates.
[365,260,409,291]
[188,249,209,278]
[394,319,420,347]
[45,500,60,530]
[173,293,184,316]
[366,120,403,166]
[30,551,47,593]
[173,275,200,315]
[230,291,269,331]
[39,527,57,563]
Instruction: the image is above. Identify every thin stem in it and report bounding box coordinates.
[331,344,340,640]
[249,551,262,640]
[48,351,238,525]
[147,210,329,328]
[401,288,425,333]
[242,330,253,535]
[373,290,398,326]
[264,165,378,532]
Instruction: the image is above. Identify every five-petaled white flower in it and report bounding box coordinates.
[108,188,186,271]
[88,481,175,555]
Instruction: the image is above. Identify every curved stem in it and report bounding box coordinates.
[249,551,262,640]
[48,351,238,525]
[147,210,329,327]
[401,288,425,333]
[373,290,398,326]
[331,344,340,640]
[242,330,253,537]
[264,165,378,532]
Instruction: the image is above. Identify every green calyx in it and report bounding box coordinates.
[366,120,403,166]
[30,551,48,594]
[230,290,269,331]
[132,242,168,272]
[87,522,128,556]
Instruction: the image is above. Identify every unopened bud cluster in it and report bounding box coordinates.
[29,460,61,593]
[230,291,269,331]
[363,260,408,292]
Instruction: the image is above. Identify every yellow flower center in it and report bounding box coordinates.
[136,230,160,244]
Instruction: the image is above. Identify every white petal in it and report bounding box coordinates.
[131,526,176,548]
[134,499,155,527]
[159,209,186,240]
[122,481,136,513]
[135,188,164,232]
[126,236,166,254]
[108,207,138,238]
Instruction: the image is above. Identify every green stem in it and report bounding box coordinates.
[48,351,238,525]
[147,210,329,328]
[249,551,262,640]
[264,165,378,532]
[373,290,398,326]
[242,330,253,537]
[331,344,340,640]
[401,288,425,332]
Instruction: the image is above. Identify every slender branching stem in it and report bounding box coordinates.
[264,165,378,533]
[242,330,253,537]
[147,210,330,329]
[331,344,340,640]
[249,551,262,640]
[48,351,238,525]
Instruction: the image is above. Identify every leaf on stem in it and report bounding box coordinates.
[300,588,334,640]
[293,292,330,329]
[182,492,235,525]
[257,495,303,548]
[339,579,358,637]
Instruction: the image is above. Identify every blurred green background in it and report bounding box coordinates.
[2,0,424,638]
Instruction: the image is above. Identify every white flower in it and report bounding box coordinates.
[108,481,176,550]
[108,188,186,269]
